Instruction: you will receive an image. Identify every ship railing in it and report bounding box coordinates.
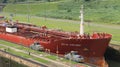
[16,22,71,38]
[19,24,70,37]
[68,32,112,39]
[92,32,111,39]
[16,22,111,39]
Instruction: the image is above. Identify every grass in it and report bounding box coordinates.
[0,39,17,47]
[45,55,57,60]
[3,0,120,24]
[3,2,58,15]
[8,49,31,58]
[32,57,49,64]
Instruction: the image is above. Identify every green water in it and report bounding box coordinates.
[107,60,120,67]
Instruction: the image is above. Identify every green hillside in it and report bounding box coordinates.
[3,2,58,15]
[3,0,120,24]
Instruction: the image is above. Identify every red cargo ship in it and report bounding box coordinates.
[0,6,112,67]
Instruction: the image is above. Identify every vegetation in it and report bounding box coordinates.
[37,0,120,24]
[3,0,120,24]
[3,2,58,15]
[0,0,63,3]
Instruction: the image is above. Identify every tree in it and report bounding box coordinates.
[85,0,90,1]
[17,0,26,2]
[7,0,26,3]
[35,0,42,1]
[3,0,8,3]
[0,0,3,3]
[0,0,7,3]
[47,0,51,2]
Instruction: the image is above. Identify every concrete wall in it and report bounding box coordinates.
[0,50,47,67]
[0,56,27,67]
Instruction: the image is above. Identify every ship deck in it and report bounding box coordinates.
[0,22,70,42]
[0,22,112,41]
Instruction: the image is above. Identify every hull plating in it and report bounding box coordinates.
[0,31,111,57]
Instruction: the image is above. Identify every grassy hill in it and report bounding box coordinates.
[3,0,120,24]
[3,2,58,15]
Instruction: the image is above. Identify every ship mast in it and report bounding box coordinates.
[10,14,14,26]
[79,5,84,35]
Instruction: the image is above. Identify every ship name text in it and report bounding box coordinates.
[61,43,81,46]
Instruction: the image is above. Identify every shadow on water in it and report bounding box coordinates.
[105,47,120,67]
[106,60,120,67]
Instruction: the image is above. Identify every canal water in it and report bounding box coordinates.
[105,46,120,67]
[106,60,120,67]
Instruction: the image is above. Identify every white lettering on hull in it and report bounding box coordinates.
[61,43,81,47]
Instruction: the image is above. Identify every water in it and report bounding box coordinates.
[105,46,120,67]
[107,60,120,67]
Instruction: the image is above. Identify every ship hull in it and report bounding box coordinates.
[0,22,112,67]
[0,32,111,57]
[0,32,110,67]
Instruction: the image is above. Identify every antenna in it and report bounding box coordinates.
[79,5,84,35]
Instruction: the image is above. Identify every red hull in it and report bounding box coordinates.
[0,32,111,57]
[0,22,112,67]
